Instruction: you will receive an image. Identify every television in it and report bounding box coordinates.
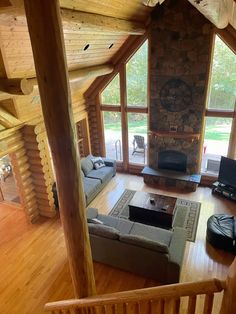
[218,156,236,189]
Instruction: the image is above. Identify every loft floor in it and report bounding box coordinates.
[0,173,235,314]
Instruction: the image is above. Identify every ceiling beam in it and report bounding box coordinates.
[29,64,114,86]
[61,8,146,35]
[187,0,229,29]
[0,0,12,8]
[0,78,33,95]
[0,106,21,127]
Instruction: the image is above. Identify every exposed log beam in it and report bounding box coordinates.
[187,0,229,29]
[29,64,114,86]
[0,78,33,95]
[0,124,23,140]
[0,106,21,127]
[24,0,96,298]
[145,0,230,29]
[61,8,146,35]
[69,64,114,82]
[0,0,11,8]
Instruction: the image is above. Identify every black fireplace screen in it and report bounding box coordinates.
[158,150,187,172]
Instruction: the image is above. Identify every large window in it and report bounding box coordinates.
[101,74,120,106]
[201,35,236,175]
[100,40,148,167]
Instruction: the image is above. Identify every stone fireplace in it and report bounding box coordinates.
[143,0,212,190]
[158,150,187,172]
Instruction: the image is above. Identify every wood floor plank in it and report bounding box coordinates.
[0,173,235,314]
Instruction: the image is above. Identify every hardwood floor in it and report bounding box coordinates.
[0,173,235,314]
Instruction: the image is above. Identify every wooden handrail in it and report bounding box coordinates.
[45,279,225,311]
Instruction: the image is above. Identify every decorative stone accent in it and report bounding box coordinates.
[149,0,212,174]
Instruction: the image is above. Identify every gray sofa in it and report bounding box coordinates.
[52,155,116,207]
[81,155,116,205]
[87,208,187,284]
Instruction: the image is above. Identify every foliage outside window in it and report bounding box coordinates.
[207,35,236,110]
[126,41,148,107]
[201,34,236,175]
[101,40,148,166]
[101,74,120,106]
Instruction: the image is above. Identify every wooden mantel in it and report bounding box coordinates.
[149,130,200,140]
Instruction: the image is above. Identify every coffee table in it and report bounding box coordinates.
[128,191,177,228]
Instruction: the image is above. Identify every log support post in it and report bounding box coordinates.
[24,0,96,297]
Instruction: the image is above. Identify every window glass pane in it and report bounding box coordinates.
[101,74,120,106]
[127,41,148,107]
[103,111,123,161]
[208,35,236,110]
[201,117,232,175]
[128,113,147,165]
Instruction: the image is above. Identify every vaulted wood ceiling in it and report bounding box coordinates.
[0,0,235,132]
[0,0,151,79]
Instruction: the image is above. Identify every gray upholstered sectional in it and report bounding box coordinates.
[81,155,116,205]
[52,156,116,207]
[87,208,187,284]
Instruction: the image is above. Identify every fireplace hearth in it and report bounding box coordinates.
[158,150,187,173]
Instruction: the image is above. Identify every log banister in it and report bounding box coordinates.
[45,278,225,311]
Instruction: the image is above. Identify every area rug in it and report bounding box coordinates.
[109,189,201,242]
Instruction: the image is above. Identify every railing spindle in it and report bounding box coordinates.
[203,294,214,314]
[173,298,180,314]
[187,295,196,314]
[135,302,141,314]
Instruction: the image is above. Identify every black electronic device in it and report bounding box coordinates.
[212,156,236,202]
[218,156,236,189]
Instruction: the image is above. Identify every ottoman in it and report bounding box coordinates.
[206,214,236,253]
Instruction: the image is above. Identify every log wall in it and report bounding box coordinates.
[22,122,56,218]
[1,129,39,222]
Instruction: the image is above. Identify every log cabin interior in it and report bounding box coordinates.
[0,0,236,313]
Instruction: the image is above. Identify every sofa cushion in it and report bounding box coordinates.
[88,223,119,239]
[91,157,106,169]
[130,222,173,247]
[81,156,94,176]
[119,234,169,253]
[97,215,134,234]
[86,167,113,183]
[83,177,101,198]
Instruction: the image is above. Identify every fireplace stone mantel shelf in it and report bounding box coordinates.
[142,166,201,191]
[149,130,200,140]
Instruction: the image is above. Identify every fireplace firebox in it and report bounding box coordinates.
[158,150,187,172]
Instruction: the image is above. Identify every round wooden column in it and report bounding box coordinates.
[24,0,96,297]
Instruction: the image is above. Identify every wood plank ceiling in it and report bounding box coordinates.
[0,0,235,133]
[0,0,151,79]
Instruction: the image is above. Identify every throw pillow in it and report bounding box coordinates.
[87,218,104,225]
[81,156,94,176]
[91,157,105,170]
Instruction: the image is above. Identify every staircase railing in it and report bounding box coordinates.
[44,278,225,314]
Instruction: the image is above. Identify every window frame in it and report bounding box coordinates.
[202,32,236,180]
[99,37,149,171]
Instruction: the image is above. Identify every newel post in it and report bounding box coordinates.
[23,0,96,297]
[220,257,236,314]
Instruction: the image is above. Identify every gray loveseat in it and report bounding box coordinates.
[81,155,116,205]
[52,155,116,207]
[87,208,187,284]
